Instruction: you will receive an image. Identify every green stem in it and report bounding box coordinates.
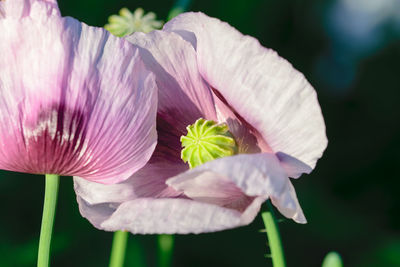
[157,234,174,267]
[109,231,129,267]
[261,201,286,267]
[37,174,60,267]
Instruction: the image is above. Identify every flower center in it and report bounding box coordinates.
[180,118,238,168]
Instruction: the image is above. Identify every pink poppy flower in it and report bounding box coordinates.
[74,12,327,233]
[0,0,158,184]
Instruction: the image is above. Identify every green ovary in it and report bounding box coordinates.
[180,118,238,169]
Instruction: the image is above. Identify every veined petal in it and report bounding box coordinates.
[125,30,217,132]
[164,12,327,171]
[77,196,266,234]
[74,152,187,232]
[74,114,190,206]
[74,177,138,205]
[167,153,306,223]
[74,153,303,233]
[0,5,157,183]
[0,0,59,19]
[168,153,288,198]
[74,158,185,205]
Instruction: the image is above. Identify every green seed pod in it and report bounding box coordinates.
[180,118,238,169]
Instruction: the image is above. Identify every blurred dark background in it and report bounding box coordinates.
[1,0,399,266]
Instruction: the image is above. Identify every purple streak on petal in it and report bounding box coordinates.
[74,106,192,205]
[0,4,158,183]
[156,109,195,160]
[164,12,328,171]
[74,115,188,204]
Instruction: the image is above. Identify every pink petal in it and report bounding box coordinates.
[276,152,313,178]
[167,153,288,198]
[0,3,157,183]
[76,196,117,229]
[74,155,187,231]
[73,159,185,205]
[271,179,307,223]
[77,196,266,234]
[125,30,217,131]
[168,173,254,211]
[74,177,139,205]
[74,152,305,234]
[0,0,59,19]
[167,153,305,223]
[164,12,327,171]
[209,88,270,154]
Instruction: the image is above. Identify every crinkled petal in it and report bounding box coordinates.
[77,196,266,234]
[125,30,217,133]
[168,173,254,210]
[168,153,288,198]
[73,117,190,205]
[164,12,327,171]
[167,153,305,223]
[0,5,157,183]
[0,0,59,19]
[167,153,305,222]
[74,158,186,231]
[74,153,305,233]
[73,159,184,205]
